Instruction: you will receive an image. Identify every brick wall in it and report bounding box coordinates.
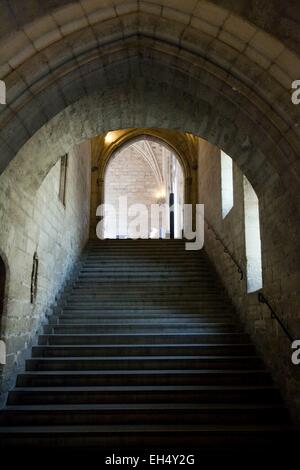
[0,141,91,399]
[197,138,300,422]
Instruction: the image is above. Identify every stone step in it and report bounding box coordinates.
[60,305,234,319]
[65,295,228,301]
[0,424,296,450]
[85,248,191,251]
[63,301,230,308]
[75,278,219,284]
[43,323,238,335]
[73,276,219,281]
[79,261,211,266]
[83,254,206,259]
[56,311,233,318]
[25,356,264,372]
[79,265,208,270]
[84,251,204,255]
[50,316,234,325]
[31,343,256,358]
[75,278,214,283]
[7,385,281,406]
[16,369,272,387]
[50,315,233,324]
[73,276,216,281]
[86,247,190,250]
[83,258,200,261]
[81,263,207,267]
[61,306,231,313]
[38,332,250,346]
[0,403,289,427]
[80,266,206,271]
[1,240,291,450]
[84,248,199,251]
[61,305,232,313]
[72,283,220,289]
[66,292,224,299]
[61,306,232,313]
[84,255,197,258]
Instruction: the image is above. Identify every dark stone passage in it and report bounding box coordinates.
[0,240,295,450]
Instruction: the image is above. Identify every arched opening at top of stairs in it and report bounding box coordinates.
[102,133,185,239]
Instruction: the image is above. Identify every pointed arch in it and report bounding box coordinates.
[103,134,185,239]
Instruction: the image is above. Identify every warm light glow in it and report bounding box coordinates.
[105,132,117,144]
[156,188,166,201]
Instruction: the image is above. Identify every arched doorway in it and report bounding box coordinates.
[103,136,184,239]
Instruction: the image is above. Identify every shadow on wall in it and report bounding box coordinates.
[0,256,6,390]
[0,256,5,335]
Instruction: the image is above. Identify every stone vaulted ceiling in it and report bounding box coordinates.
[0,1,299,206]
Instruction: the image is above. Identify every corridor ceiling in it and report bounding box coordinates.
[0,1,299,205]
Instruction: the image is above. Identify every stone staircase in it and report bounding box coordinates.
[0,240,295,450]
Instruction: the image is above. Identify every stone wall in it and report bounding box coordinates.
[0,141,91,400]
[197,138,300,422]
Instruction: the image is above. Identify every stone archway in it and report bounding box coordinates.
[1,1,299,172]
[101,131,196,204]
[99,132,186,239]
[88,128,199,238]
[1,65,286,202]
[0,1,299,211]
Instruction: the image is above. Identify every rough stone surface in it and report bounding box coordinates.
[197,138,300,422]
[0,141,91,398]
[0,2,299,192]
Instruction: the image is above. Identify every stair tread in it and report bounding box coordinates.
[34,343,253,348]
[3,402,286,411]
[0,424,293,434]
[13,385,277,391]
[42,332,242,335]
[48,322,235,325]
[18,369,268,379]
[28,355,259,359]
[1,240,289,447]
